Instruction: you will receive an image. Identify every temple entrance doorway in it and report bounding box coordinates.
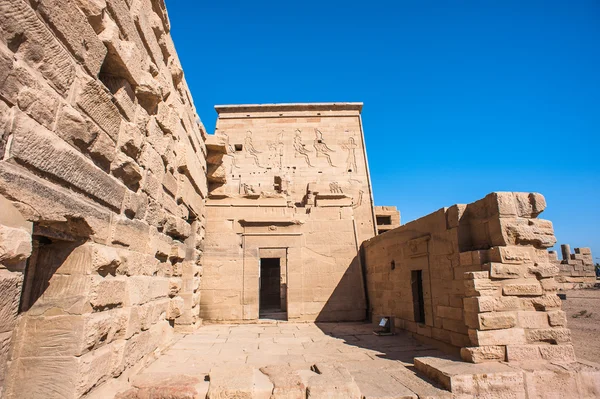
[259,257,286,320]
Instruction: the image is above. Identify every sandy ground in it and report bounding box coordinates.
[561,287,600,363]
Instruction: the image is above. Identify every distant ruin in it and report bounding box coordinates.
[0,0,598,398]
[550,245,596,289]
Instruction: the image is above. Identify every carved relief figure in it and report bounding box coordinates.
[268,130,285,169]
[352,190,364,209]
[293,129,313,166]
[329,182,343,193]
[341,134,358,172]
[221,132,239,173]
[313,128,335,167]
[244,130,263,167]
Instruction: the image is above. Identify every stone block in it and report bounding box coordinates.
[506,345,542,362]
[98,18,143,86]
[486,262,526,279]
[547,310,567,327]
[539,344,576,362]
[479,312,517,330]
[111,217,151,254]
[528,263,559,278]
[463,295,520,313]
[90,275,128,310]
[0,162,113,242]
[89,129,118,171]
[306,363,361,399]
[126,276,169,306]
[502,280,542,296]
[76,75,122,141]
[0,0,76,95]
[0,225,31,265]
[525,328,571,344]
[460,345,506,363]
[36,0,107,76]
[520,295,562,311]
[111,152,143,191]
[0,269,23,333]
[468,328,526,346]
[517,311,549,329]
[105,0,146,64]
[487,245,534,265]
[259,365,306,399]
[9,112,126,210]
[55,105,99,150]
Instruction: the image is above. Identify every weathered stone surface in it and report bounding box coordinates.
[98,15,143,86]
[460,345,506,363]
[0,270,23,333]
[76,76,123,141]
[36,0,107,76]
[111,152,142,191]
[468,328,526,346]
[306,363,361,399]
[9,113,126,210]
[0,225,31,265]
[260,365,306,399]
[0,0,76,95]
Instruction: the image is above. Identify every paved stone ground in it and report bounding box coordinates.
[107,322,453,398]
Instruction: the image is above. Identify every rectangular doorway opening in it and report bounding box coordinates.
[259,257,286,320]
[411,270,425,323]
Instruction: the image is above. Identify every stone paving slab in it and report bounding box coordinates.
[110,322,453,398]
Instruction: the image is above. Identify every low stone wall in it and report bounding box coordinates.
[363,192,575,363]
[0,0,207,397]
[551,245,597,289]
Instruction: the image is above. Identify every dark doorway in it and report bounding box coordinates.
[260,258,282,317]
[411,270,425,323]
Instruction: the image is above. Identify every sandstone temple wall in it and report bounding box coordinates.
[200,103,376,322]
[0,0,207,397]
[374,205,400,234]
[363,192,576,364]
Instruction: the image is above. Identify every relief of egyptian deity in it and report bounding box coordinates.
[268,130,285,169]
[293,129,313,167]
[221,132,239,173]
[341,133,358,172]
[313,128,335,167]
[244,130,263,168]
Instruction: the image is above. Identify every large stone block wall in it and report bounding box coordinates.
[200,104,375,322]
[550,244,596,289]
[363,192,576,364]
[0,0,207,397]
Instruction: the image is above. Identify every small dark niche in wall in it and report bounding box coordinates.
[234,144,243,151]
[390,260,395,270]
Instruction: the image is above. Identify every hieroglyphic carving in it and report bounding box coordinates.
[329,182,342,193]
[313,129,335,167]
[293,129,312,166]
[244,130,263,167]
[268,130,284,169]
[341,133,358,172]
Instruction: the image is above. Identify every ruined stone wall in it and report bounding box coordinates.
[551,245,596,289]
[363,192,576,364]
[0,0,207,397]
[200,104,375,322]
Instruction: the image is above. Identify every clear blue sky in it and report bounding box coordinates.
[166,0,600,260]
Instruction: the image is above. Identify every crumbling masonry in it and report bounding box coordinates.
[0,0,598,398]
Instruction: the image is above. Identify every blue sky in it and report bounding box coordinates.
[166,0,600,259]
